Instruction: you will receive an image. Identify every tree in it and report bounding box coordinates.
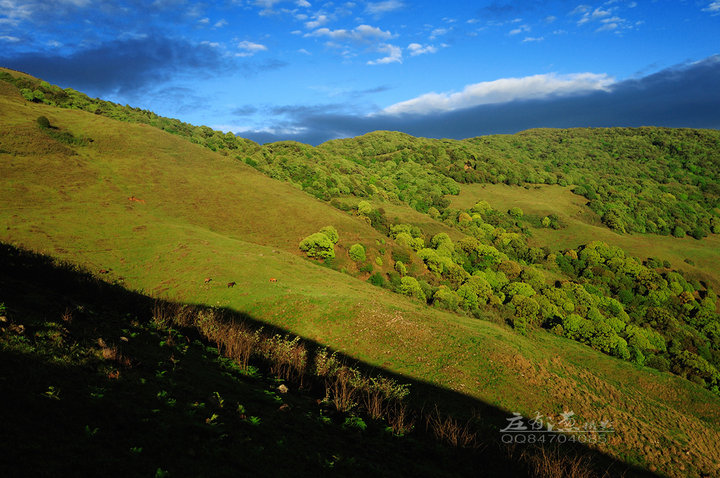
[349,244,366,262]
[319,225,339,244]
[299,232,335,259]
[471,200,492,214]
[672,226,686,238]
[508,207,524,219]
[400,276,426,301]
[36,116,51,129]
[433,286,461,311]
[357,200,373,215]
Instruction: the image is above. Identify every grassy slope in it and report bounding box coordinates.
[1,244,509,478]
[449,183,720,290]
[2,71,720,476]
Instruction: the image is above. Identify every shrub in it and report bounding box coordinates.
[299,232,335,259]
[319,225,339,244]
[357,200,373,215]
[508,207,524,219]
[399,276,426,301]
[432,286,461,311]
[367,273,386,287]
[36,116,51,129]
[349,244,366,262]
[394,260,407,276]
[672,226,686,238]
[375,256,383,266]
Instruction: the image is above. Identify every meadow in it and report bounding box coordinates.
[2,67,720,477]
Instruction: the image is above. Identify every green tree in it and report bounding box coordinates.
[400,277,426,301]
[36,116,51,129]
[299,232,335,259]
[357,200,373,215]
[508,207,524,219]
[433,286,461,311]
[319,225,339,244]
[349,244,366,262]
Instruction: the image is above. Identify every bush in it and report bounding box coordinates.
[508,207,523,219]
[357,200,373,215]
[36,116,51,129]
[433,286,461,311]
[672,226,686,238]
[349,244,366,262]
[299,232,335,259]
[319,225,339,244]
[367,273,386,287]
[399,277,426,301]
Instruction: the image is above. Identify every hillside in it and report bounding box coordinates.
[2,68,720,477]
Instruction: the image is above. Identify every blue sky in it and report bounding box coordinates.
[1,0,719,144]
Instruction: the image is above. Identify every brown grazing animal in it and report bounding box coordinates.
[227,281,236,288]
[269,278,278,283]
[204,277,212,284]
[128,196,146,204]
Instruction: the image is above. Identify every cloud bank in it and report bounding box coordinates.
[0,35,231,95]
[381,72,615,115]
[236,55,720,145]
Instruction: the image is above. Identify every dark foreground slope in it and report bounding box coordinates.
[0,243,659,478]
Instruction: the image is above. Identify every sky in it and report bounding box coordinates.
[1,0,719,145]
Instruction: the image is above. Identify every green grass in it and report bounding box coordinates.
[2,244,515,478]
[2,68,720,477]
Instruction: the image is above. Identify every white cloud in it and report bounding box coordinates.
[305,24,393,43]
[0,35,21,42]
[0,0,90,24]
[367,43,402,64]
[596,22,618,32]
[305,14,329,29]
[365,0,404,15]
[382,72,615,115]
[214,19,228,28]
[407,42,438,56]
[297,0,311,7]
[236,40,268,57]
[703,1,720,14]
[570,4,591,15]
[522,36,544,42]
[298,48,311,55]
[198,17,210,24]
[254,0,282,7]
[509,24,530,35]
[429,27,449,39]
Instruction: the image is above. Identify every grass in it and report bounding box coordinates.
[2,68,720,477]
[1,242,639,478]
[449,183,720,289]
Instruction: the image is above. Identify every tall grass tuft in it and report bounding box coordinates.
[424,406,479,448]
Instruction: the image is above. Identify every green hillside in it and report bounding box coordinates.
[2,67,720,477]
